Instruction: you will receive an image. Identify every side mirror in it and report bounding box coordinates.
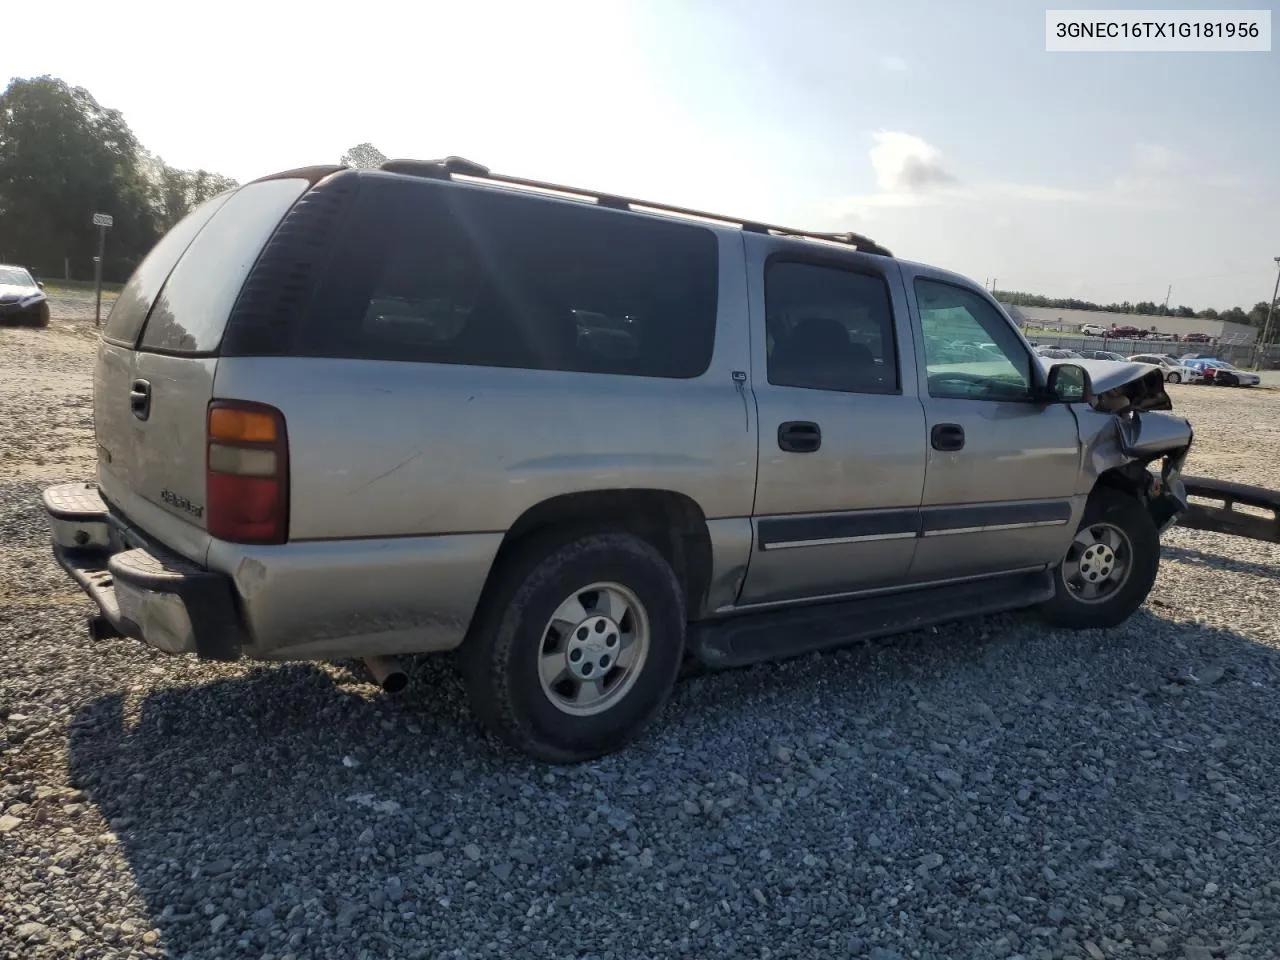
[1045,362,1092,404]
[37,281,45,289]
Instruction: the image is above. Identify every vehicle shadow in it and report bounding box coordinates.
[1164,544,1280,582]
[65,610,1280,960]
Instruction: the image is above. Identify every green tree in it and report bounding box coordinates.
[0,76,158,282]
[341,142,387,169]
[143,152,238,231]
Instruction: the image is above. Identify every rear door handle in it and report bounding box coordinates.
[129,379,152,421]
[778,421,821,453]
[931,423,965,452]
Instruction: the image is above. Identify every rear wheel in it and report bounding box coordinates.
[1166,372,1181,383]
[1039,487,1160,629]
[461,531,685,763]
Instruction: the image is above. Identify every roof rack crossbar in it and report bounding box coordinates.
[376,157,893,257]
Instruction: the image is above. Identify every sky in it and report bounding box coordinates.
[7,0,1278,310]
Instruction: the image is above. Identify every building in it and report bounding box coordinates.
[1001,305,1256,344]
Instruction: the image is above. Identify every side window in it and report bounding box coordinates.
[301,181,719,379]
[915,278,1033,400]
[140,178,310,354]
[764,261,899,395]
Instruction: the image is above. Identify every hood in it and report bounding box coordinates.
[1046,358,1173,414]
[0,282,42,300]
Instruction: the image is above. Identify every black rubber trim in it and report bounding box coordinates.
[920,500,1073,534]
[757,509,920,548]
[51,544,245,662]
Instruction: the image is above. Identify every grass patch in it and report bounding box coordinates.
[44,279,123,297]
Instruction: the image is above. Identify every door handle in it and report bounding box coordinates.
[129,379,152,421]
[778,421,821,453]
[931,423,965,452]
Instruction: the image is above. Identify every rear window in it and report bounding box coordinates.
[102,192,230,345]
[298,178,719,379]
[138,178,310,354]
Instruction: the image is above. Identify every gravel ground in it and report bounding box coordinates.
[4,300,1280,960]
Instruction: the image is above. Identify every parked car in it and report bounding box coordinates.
[0,264,50,327]
[1111,325,1149,339]
[1183,332,1214,344]
[1182,358,1260,387]
[39,157,1195,761]
[1127,353,1200,384]
[1079,323,1108,336]
[1078,349,1128,362]
[1036,347,1084,360]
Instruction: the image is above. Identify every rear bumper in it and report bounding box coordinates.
[42,483,245,660]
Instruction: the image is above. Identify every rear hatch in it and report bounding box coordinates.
[94,176,312,557]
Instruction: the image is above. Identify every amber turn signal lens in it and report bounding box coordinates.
[209,407,278,443]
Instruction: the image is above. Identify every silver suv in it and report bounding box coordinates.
[42,158,1194,762]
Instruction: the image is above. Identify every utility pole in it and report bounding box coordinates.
[1254,256,1280,370]
[1163,284,1171,313]
[91,212,113,325]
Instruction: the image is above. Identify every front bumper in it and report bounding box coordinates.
[41,483,245,660]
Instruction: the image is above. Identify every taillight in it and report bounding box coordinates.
[206,400,288,544]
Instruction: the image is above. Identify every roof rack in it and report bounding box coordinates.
[376,156,893,258]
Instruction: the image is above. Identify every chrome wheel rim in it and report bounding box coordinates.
[537,582,650,717]
[1061,521,1133,604]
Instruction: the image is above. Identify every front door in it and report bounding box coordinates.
[738,239,928,606]
[906,272,1084,582]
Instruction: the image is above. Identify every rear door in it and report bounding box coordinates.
[738,236,927,606]
[94,177,310,557]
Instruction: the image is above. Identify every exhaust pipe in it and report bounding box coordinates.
[363,655,409,694]
[87,615,122,642]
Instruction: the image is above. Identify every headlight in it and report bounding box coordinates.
[18,294,46,308]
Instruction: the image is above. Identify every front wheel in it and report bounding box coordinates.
[1039,488,1160,629]
[1166,372,1181,383]
[461,531,686,763]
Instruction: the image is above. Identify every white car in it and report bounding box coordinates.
[1128,353,1199,384]
[1080,323,1108,336]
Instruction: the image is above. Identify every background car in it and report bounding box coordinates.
[1079,323,1108,336]
[1181,358,1260,387]
[1078,349,1127,362]
[0,264,50,327]
[1127,353,1200,384]
[1036,347,1083,360]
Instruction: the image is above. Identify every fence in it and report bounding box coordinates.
[1026,331,1278,369]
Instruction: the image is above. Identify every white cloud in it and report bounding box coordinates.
[1132,142,1179,174]
[868,131,955,193]
[826,133,1186,222]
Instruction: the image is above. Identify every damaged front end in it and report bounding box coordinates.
[1074,361,1194,533]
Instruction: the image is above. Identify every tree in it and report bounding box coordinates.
[143,153,238,232]
[0,76,158,282]
[1174,305,1195,318]
[1247,301,1272,329]
[341,142,387,170]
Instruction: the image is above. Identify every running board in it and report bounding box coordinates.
[689,569,1055,669]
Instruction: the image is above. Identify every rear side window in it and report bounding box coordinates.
[300,179,719,378]
[765,260,899,394]
[103,192,230,345]
[139,178,310,354]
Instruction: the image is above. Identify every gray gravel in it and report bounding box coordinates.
[4,303,1280,959]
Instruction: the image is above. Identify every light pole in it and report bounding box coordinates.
[1255,256,1280,370]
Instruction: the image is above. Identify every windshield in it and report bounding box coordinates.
[0,266,35,286]
[1212,360,1237,370]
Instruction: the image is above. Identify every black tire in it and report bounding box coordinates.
[1039,487,1160,629]
[1166,372,1181,384]
[461,530,685,763]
